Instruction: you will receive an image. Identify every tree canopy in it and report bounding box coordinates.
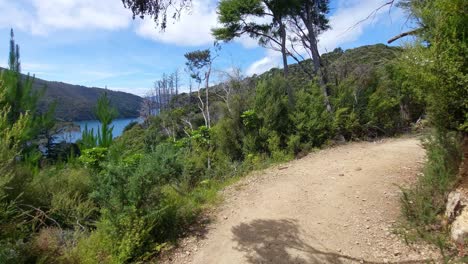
[121,0,191,30]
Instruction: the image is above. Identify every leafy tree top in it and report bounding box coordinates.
[95,92,118,126]
[212,0,292,47]
[8,29,20,73]
[184,49,211,83]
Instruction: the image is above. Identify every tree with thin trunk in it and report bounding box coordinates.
[184,49,215,129]
[216,67,243,116]
[287,0,332,112]
[212,0,293,102]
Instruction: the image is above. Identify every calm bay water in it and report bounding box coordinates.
[56,118,140,143]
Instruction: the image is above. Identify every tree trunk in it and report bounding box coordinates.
[307,22,332,113]
[205,66,211,129]
[399,101,411,128]
[280,23,293,106]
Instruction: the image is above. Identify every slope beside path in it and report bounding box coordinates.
[163,138,441,263]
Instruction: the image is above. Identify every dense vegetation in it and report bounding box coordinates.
[395,0,467,258]
[0,67,143,121]
[0,0,466,262]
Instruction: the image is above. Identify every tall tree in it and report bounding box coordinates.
[95,92,118,148]
[8,29,20,73]
[185,49,214,128]
[213,0,294,104]
[2,29,49,140]
[213,0,291,76]
[398,0,467,133]
[288,0,332,112]
[0,30,58,159]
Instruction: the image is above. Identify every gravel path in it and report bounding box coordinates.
[163,138,442,263]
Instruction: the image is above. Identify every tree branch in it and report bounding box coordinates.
[387,28,422,43]
[342,1,396,36]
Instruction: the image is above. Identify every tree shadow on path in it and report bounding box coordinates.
[231,219,435,264]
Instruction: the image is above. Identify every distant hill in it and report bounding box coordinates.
[1,67,143,121]
[170,44,403,112]
[35,79,143,121]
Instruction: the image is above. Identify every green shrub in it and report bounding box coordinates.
[123,121,138,133]
[401,133,462,226]
[79,147,108,170]
[79,143,191,262]
[254,75,290,145]
[291,84,333,147]
[23,166,96,229]
[287,134,301,155]
[108,125,146,161]
[212,117,243,161]
[31,228,81,264]
[0,86,34,263]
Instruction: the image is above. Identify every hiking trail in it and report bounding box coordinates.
[163,137,441,263]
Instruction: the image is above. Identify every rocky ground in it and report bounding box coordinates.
[161,137,443,263]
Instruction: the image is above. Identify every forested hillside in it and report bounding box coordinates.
[37,80,143,121]
[0,67,143,121]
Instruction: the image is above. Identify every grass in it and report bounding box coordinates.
[399,131,463,261]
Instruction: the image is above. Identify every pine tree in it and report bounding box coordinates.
[8,29,20,73]
[95,92,118,148]
[2,29,42,132]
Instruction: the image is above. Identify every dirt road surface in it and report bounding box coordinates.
[163,138,442,263]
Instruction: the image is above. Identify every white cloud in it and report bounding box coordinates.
[136,0,218,46]
[0,0,132,35]
[0,1,32,32]
[109,87,148,97]
[318,0,395,52]
[246,50,281,76]
[235,34,260,49]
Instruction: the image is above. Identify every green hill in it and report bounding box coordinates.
[36,79,142,121]
[6,70,144,121]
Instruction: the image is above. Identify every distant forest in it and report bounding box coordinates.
[1,67,143,121]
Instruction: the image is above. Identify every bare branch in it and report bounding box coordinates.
[341,1,396,36]
[387,28,422,43]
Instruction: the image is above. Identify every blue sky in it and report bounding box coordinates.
[0,0,411,96]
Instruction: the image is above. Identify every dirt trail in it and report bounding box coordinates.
[164,138,442,263]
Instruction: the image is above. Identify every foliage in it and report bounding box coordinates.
[213,0,286,46]
[80,124,97,150]
[401,133,461,226]
[73,143,189,262]
[399,0,467,132]
[79,147,108,170]
[121,0,191,30]
[0,79,32,263]
[184,49,211,84]
[395,0,467,256]
[123,120,138,132]
[254,74,290,149]
[25,165,96,229]
[109,124,146,159]
[3,17,461,262]
[79,93,118,150]
[291,83,333,147]
[95,92,118,148]
[34,79,142,121]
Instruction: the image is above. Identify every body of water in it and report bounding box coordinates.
[55,118,140,143]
